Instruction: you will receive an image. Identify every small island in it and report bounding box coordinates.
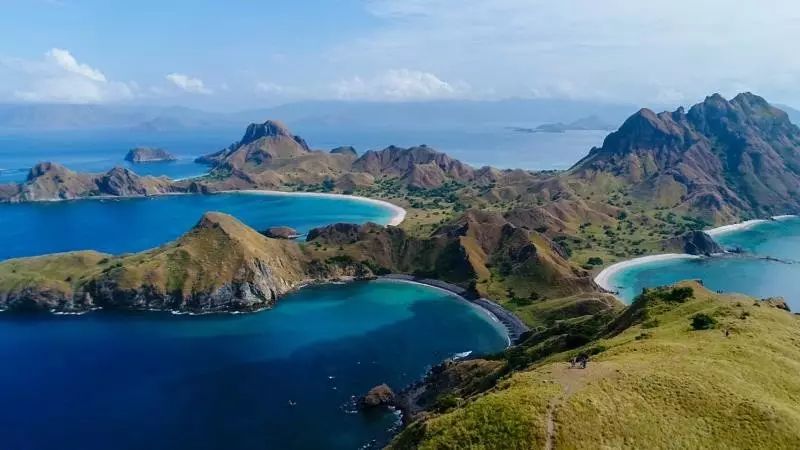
[124,147,177,163]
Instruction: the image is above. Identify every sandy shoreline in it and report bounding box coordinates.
[705,214,799,237]
[226,189,407,226]
[594,253,701,292]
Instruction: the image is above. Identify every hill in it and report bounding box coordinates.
[570,93,800,222]
[391,282,800,449]
[0,162,174,202]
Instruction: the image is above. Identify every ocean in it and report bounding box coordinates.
[606,217,800,310]
[0,280,508,450]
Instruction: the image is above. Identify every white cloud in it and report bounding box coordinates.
[2,48,134,103]
[166,73,212,94]
[46,48,106,82]
[333,69,465,101]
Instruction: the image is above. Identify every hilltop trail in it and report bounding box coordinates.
[543,362,617,449]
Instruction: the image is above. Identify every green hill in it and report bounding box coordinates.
[392,282,800,449]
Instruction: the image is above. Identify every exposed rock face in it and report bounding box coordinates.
[195,120,311,169]
[0,162,173,202]
[330,146,358,157]
[665,230,724,255]
[124,147,177,163]
[359,384,396,409]
[353,145,476,188]
[262,226,300,239]
[762,297,791,312]
[571,93,800,222]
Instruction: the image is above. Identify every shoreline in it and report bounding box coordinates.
[222,189,407,226]
[594,253,701,293]
[705,214,799,238]
[378,275,529,345]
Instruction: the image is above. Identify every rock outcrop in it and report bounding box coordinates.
[124,147,177,163]
[664,230,724,256]
[359,384,396,409]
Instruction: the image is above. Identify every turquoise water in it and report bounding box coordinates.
[0,192,396,261]
[609,217,800,309]
[0,280,508,450]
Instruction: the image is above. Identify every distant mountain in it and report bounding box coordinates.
[777,103,800,125]
[0,99,636,132]
[570,92,800,221]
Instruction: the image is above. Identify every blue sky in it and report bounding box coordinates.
[1,0,800,110]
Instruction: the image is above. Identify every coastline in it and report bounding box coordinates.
[223,189,407,226]
[594,253,701,293]
[705,214,799,238]
[378,274,529,346]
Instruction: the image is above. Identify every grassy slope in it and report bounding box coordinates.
[392,282,800,449]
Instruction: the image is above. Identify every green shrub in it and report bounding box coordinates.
[691,313,717,330]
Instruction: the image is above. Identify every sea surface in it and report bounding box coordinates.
[608,217,800,309]
[0,127,606,183]
[0,192,397,260]
[0,280,508,450]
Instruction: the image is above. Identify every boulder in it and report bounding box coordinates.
[359,384,396,409]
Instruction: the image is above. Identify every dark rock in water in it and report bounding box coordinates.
[330,146,358,157]
[360,384,396,409]
[762,297,791,312]
[665,231,723,256]
[125,147,177,163]
[262,226,300,240]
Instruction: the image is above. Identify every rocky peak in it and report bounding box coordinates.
[238,120,309,151]
[27,162,72,181]
[330,146,358,157]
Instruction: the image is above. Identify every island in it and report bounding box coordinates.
[2,92,800,448]
[124,146,177,163]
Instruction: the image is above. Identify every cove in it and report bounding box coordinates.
[0,279,508,450]
[600,217,800,310]
[0,191,401,261]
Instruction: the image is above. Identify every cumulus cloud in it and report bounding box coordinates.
[3,48,134,103]
[166,73,212,94]
[46,48,106,82]
[333,69,465,101]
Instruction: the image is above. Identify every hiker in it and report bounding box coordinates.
[576,353,589,369]
[569,356,577,368]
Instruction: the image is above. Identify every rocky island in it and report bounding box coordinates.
[124,147,177,163]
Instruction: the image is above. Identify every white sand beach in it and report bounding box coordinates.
[594,253,701,292]
[705,219,769,238]
[226,189,407,226]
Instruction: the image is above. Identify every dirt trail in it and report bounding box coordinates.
[542,362,616,449]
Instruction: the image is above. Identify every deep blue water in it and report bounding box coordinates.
[0,280,508,450]
[609,217,800,309]
[0,127,605,183]
[0,192,396,261]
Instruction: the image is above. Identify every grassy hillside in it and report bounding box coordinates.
[392,282,800,449]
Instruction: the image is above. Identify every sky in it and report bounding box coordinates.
[1,0,800,111]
